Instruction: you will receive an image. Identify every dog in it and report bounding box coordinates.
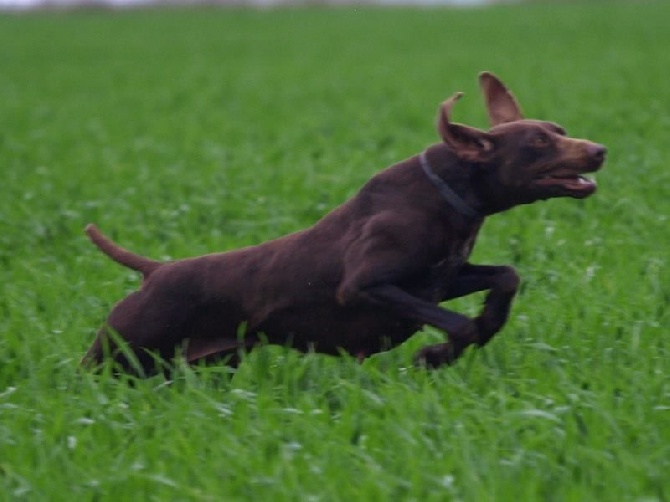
[82,72,606,376]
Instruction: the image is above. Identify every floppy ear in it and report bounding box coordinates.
[479,71,524,127]
[437,92,495,162]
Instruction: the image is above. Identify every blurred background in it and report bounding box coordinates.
[2,0,511,10]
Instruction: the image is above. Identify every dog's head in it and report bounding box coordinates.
[436,72,606,205]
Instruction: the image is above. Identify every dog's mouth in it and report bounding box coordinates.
[533,171,597,198]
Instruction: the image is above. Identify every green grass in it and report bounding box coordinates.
[1,3,669,500]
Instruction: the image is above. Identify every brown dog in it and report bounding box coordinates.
[83,72,606,376]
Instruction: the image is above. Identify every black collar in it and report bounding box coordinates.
[419,152,482,219]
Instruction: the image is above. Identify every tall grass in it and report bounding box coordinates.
[0,3,668,500]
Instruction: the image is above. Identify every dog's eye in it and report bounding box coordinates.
[532,133,550,147]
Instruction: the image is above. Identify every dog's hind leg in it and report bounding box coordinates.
[82,289,197,377]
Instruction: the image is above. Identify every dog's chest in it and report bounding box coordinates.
[417,230,479,300]
[440,228,478,270]
[448,233,476,267]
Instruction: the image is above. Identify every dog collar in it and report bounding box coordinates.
[419,152,481,219]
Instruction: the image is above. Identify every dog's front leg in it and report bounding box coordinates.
[364,283,476,336]
[340,280,479,365]
[443,264,520,345]
[415,264,520,367]
[369,284,484,365]
[336,220,498,366]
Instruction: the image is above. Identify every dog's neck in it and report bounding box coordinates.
[419,151,481,220]
[422,144,518,216]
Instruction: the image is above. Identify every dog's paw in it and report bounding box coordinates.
[413,342,461,369]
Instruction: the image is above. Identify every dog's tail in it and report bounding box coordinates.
[85,224,161,278]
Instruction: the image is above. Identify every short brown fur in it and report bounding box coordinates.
[83,72,606,376]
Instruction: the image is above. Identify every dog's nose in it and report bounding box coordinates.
[587,143,607,162]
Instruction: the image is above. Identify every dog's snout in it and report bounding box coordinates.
[587,143,607,162]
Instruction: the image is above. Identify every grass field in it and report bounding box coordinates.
[1,2,669,500]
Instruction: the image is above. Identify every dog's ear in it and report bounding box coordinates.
[479,71,524,127]
[437,92,495,162]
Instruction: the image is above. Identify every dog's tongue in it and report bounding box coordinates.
[536,174,596,190]
[563,175,596,192]
[578,175,596,187]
